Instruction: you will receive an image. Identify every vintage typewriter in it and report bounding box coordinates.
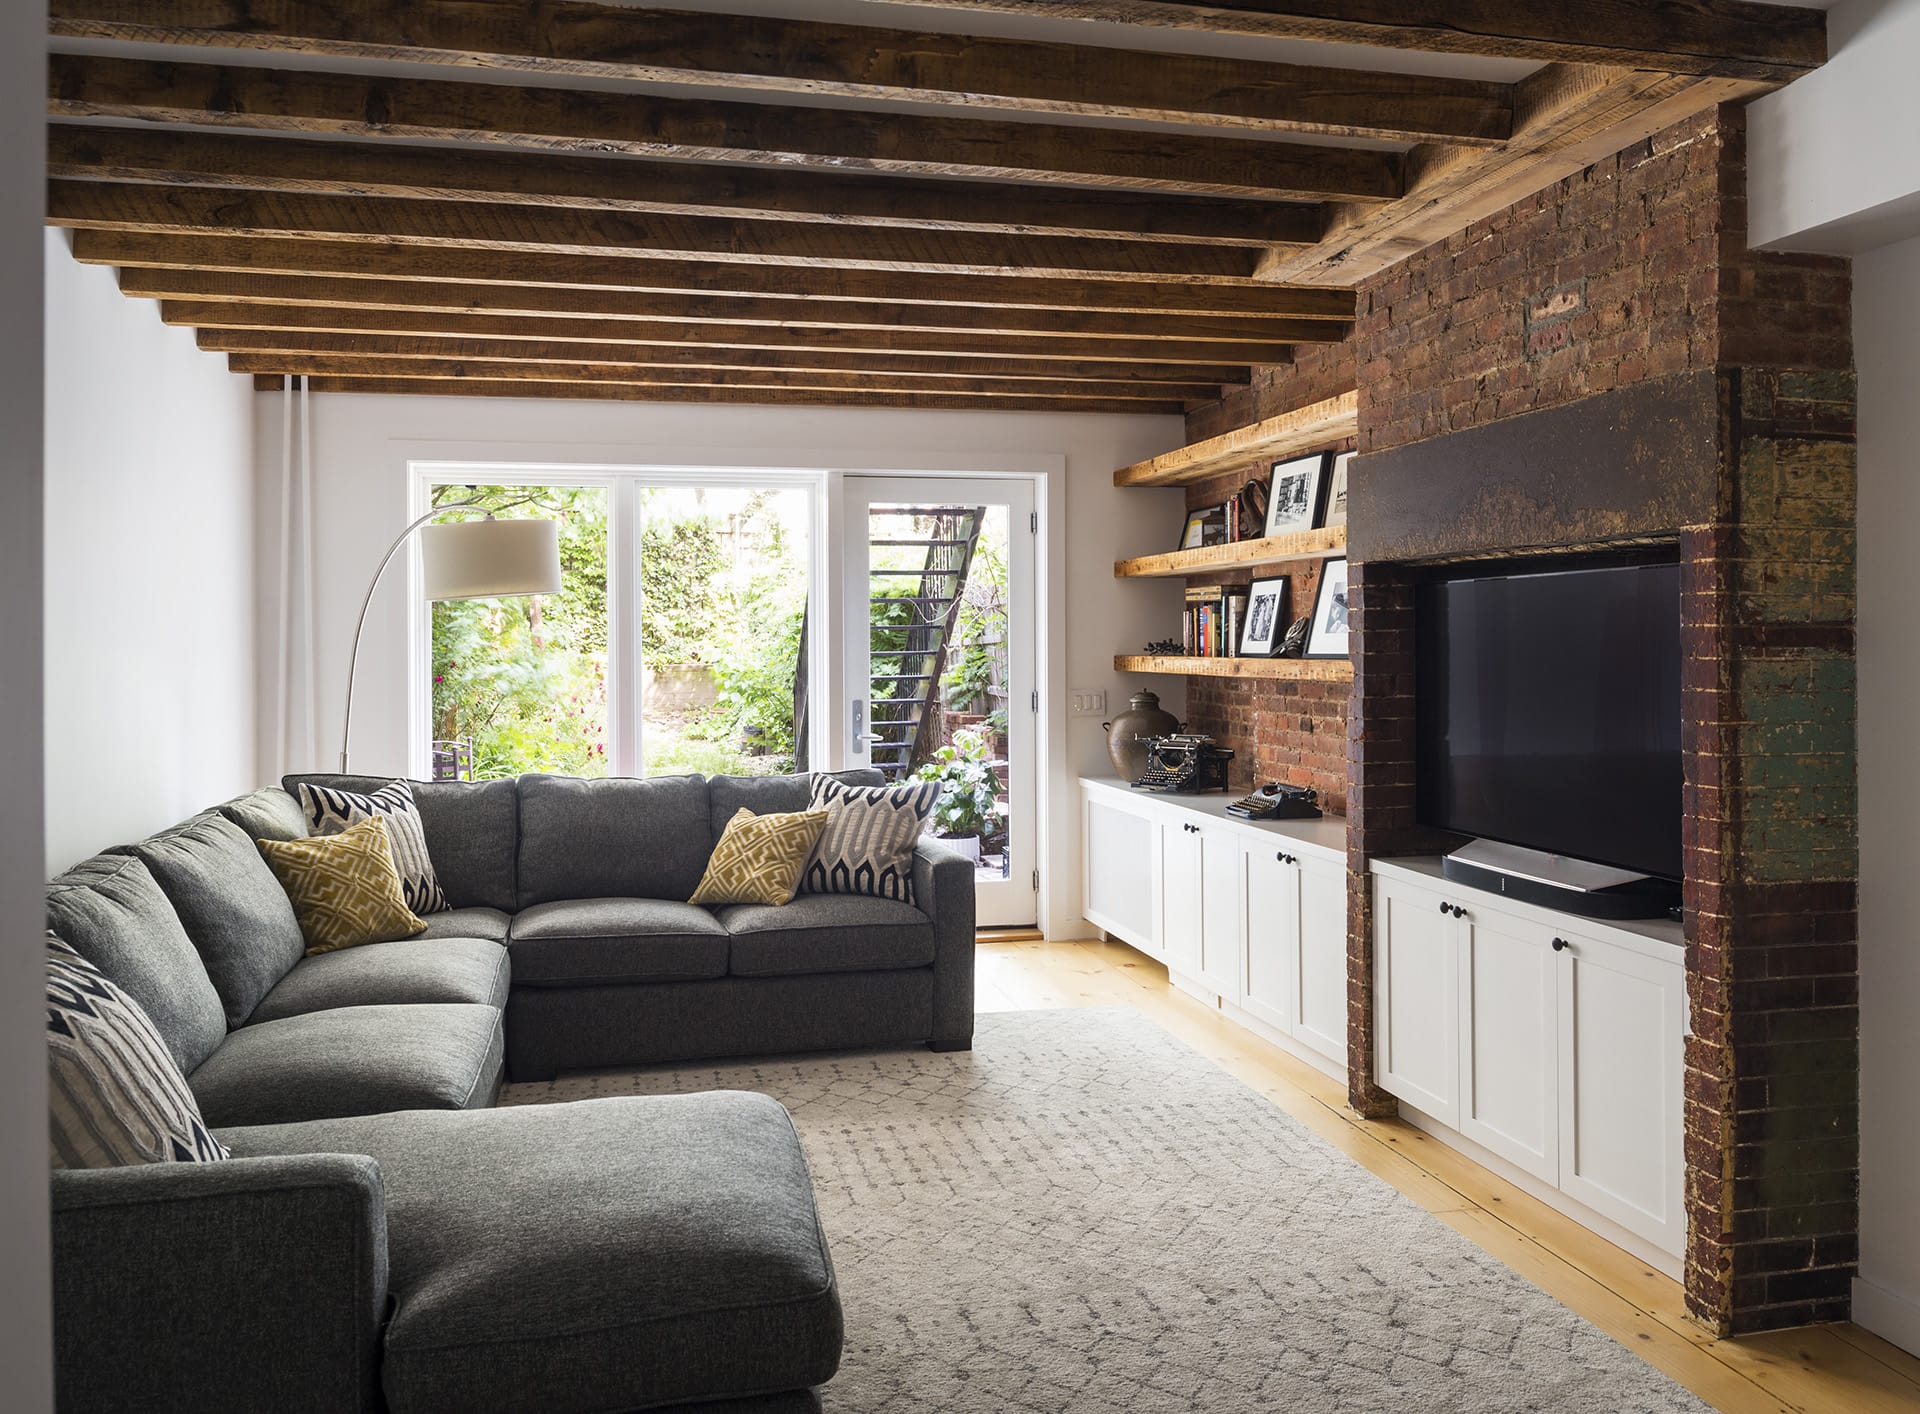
[1132,733,1235,793]
[1226,782,1323,820]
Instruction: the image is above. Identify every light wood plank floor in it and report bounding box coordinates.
[978,936,1920,1414]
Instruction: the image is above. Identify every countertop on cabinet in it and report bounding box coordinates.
[1370,855,1686,956]
[1080,776,1348,865]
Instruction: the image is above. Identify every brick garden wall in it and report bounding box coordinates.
[1189,105,1857,1334]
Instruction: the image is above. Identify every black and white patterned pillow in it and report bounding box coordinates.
[298,780,447,914]
[801,776,940,904]
[47,934,229,1169]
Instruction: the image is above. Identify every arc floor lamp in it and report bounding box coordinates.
[339,497,562,773]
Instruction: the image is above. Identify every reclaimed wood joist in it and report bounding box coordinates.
[46,180,1269,282]
[861,0,1828,84]
[45,0,1516,144]
[73,231,1359,319]
[248,375,1192,415]
[119,270,1340,346]
[163,302,1305,366]
[44,127,1325,248]
[196,328,1254,387]
[48,55,1407,202]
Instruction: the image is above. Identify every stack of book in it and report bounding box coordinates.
[1182,584,1250,658]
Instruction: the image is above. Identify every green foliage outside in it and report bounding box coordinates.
[914,726,1001,839]
[943,526,1008,714]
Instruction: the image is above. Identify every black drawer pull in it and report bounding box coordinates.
[1552,937,1570,952]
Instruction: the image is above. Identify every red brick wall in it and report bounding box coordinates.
[1184,340,1358,444]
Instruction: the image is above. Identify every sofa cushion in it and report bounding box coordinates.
[259,818,428,954]
[214,787,309,844]
[46,854,227,1075]
[416,905,510,942]
[218,1092,843,1414]
[47,934,229,1168]
[705,769,883,847]
[802,776,939,904]
[297,779,449,915]
[690,808,829,908]
[285,774,520,913]
[249,938,511,1023]
[516,773,713,906]
[717,895,936,977]
[122,813,306,1028]
[509,898,728,986]
[189,1003,503,1127]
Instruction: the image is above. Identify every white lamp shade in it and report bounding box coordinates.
[421,516,563,601]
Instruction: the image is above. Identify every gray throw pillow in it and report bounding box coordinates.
[298,779,448,914]
[801,776,939,904]
[47,934,229,1169]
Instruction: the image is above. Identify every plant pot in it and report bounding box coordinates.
[937,833,983,864]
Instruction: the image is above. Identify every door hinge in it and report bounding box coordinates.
[1029,510,1038,533]
[1032,868,1040,892]
[1030,689,1038,712]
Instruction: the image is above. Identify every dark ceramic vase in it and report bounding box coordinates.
[1102,690,1180,781]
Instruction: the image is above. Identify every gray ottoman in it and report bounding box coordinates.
[221,1091,843,1413]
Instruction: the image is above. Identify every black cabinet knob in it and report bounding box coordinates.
[1438,901,1448,914]
[1552,937,1570,952]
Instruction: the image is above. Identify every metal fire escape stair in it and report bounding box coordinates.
[866,506,985,781]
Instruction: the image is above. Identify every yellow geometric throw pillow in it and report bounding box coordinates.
[258,815,427,955]
[690,808,831,908]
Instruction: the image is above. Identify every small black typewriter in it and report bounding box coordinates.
[1132,734,1234,793]
[1226,782,1322,820]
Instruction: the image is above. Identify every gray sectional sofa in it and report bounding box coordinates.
[47,768,977,1414]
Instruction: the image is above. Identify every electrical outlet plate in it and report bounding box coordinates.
[1069,689,1107,717]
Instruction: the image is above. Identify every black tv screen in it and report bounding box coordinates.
[1415,556,1682,881]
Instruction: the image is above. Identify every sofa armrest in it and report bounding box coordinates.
[914,839,977,1050]
[53,1154,389,1414]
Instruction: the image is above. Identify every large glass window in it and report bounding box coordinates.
[423,473,813,781]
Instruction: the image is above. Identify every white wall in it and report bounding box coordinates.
[1,1,51,1405]
[256,389,1183,938]
[1850,234,1920,1354]
[42,231,258,871]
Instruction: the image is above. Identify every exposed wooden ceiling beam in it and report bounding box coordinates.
[48,54,1406,201]
[194,327,1252,386]
[175,309,1288,368]
[249,374,1191,414]
[226,352,1218,401]
[123,270,1335,344]
[854,0,1827,84]
[45,126,1323,248]
[76,231,1359,318]
[45,0,1516,145]
[1257,65,1763,285]
[47,180,1264,282]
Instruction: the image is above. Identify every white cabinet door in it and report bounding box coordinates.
[1082,792,1161,958]
[1159,822,1204,978]
[1374,874,1460,1126]
[1457,906,1560,1184]
[1194,825,1243,1000]
[1557,932,1687,1254]
[1294,853,1349,1067]
[1241,847,1297,1033]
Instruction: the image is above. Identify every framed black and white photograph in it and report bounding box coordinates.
[1238,576,1290,657]
[1263,453,1330,537]
[1178,504,1228,550]
[1323,452,1354,529]
[1305,558,1351,659]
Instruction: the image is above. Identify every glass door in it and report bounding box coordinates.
[841,477,1037,928]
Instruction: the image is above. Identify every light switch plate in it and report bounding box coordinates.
[1070,689,1107,717]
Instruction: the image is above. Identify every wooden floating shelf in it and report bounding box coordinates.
[1112,391,1358,488]
[1115,526,1345,579]
[1115,655,1352,682]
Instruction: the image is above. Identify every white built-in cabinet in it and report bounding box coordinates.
[1371,861,1688,1263]
[1081,779,1349,1077]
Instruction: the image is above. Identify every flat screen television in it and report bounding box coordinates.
[1415,554,1682,882]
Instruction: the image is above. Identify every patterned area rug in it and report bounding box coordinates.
[503,1007,1705,1413]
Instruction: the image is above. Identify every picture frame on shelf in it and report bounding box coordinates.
[1178,504,1229,550]
[1324,452,1354,529]
[1238,576,1291,657]
[1264,453,1330,537]
[1305,558,1351,659]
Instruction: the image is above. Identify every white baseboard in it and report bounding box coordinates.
[1853,1276,1920,1356]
